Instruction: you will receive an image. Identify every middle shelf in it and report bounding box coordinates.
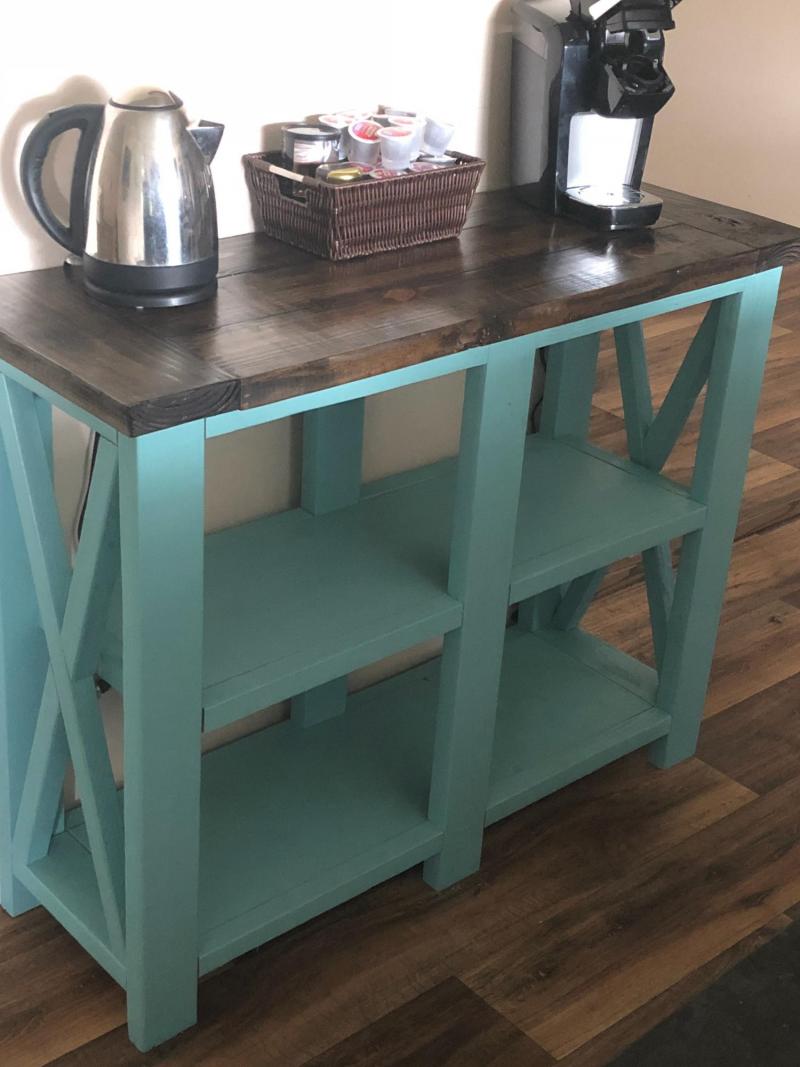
[98,434,705,728]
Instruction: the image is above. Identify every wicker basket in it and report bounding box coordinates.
[243,151,485,261]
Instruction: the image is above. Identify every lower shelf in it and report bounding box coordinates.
[487,626,668,825]
[25,624,669,983]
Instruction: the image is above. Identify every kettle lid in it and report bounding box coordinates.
[110,86,183,110]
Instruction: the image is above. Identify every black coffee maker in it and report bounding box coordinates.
[511,0,682,230]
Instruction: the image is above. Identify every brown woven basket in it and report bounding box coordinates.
[244,151,485,261]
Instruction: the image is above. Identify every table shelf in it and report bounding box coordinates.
[35,621,668,982]
[98,437,704,730]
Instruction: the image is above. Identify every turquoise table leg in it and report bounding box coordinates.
[651,268,782,767]
[424,337,534,890]
[119,422,205,1051]
[293,399,365,727]
[518,334,601,632]
[0,391,52,915]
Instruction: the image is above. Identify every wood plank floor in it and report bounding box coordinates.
[4,265,800,1066]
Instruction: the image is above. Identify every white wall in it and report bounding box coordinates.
[1,1,514,536]
[1,1,514,785]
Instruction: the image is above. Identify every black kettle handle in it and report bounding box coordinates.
[20,104,104,256]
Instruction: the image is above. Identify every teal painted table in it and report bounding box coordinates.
[0,188,797,1050]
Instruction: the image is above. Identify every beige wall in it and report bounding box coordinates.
[647,0,800,226]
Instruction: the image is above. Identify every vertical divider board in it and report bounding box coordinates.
[424,337,535,889]
[614,320,674,669]
[518,333,601,632]
[292,399,365,727]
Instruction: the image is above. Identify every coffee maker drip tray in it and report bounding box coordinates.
[563,184,664,230]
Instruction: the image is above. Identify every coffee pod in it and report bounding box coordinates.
[319,114,351,159]
[381,106,419,119]
[377,126,415,172]
[347,120,382,166]
[422,118,456,159]
[417,153,457,167]
[387,114,426,161]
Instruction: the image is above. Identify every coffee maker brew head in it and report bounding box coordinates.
[511,0,684,230]
[572,0,682,120]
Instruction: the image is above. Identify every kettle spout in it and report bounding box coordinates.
[189,120,224,164]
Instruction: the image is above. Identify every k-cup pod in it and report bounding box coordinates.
[417,153,457,167]
[369,167,408,180]
[378,126,414,172]
[282,124,340,174]
[422,117,455,158]
[381,106,419,119]
[387,114,425,160]
[347,120,382,165]
[319,114,351,159]
[321,110,369,158]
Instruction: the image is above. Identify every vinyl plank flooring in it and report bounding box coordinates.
[753,416,800,470]
[698,673,800,793]
[304,978,553,1067]
[461,776,800,1058]
[557,915,792,1067]
[0,907,125,1067]
[608,914,800,1067]
[703,600,800,718]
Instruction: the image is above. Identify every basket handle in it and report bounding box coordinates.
[264,161,323,190]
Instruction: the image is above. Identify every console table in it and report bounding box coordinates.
[0,187,797,1051]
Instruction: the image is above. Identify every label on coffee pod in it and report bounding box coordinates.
[369,167,409,180]
[350,120,381,142]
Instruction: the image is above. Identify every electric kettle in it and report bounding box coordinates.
[20,88,224,308]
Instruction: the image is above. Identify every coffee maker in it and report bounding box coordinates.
[511,0,682,230]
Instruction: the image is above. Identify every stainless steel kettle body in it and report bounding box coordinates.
[20,88,224,308]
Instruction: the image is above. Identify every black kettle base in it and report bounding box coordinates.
[84,275,218,309]
[81,254,219,309]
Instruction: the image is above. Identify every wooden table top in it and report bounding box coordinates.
[0,185,798,436]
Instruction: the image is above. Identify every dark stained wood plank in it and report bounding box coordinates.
[0,188,795,433]
[647,184,800,268]
[698,674,800,794]
[557,915,792,1067]
[0,906,125,1067]
[304,978,553,1067]
[234,228,758,408]
[0,269,240,436]
[460,776,800,1058]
